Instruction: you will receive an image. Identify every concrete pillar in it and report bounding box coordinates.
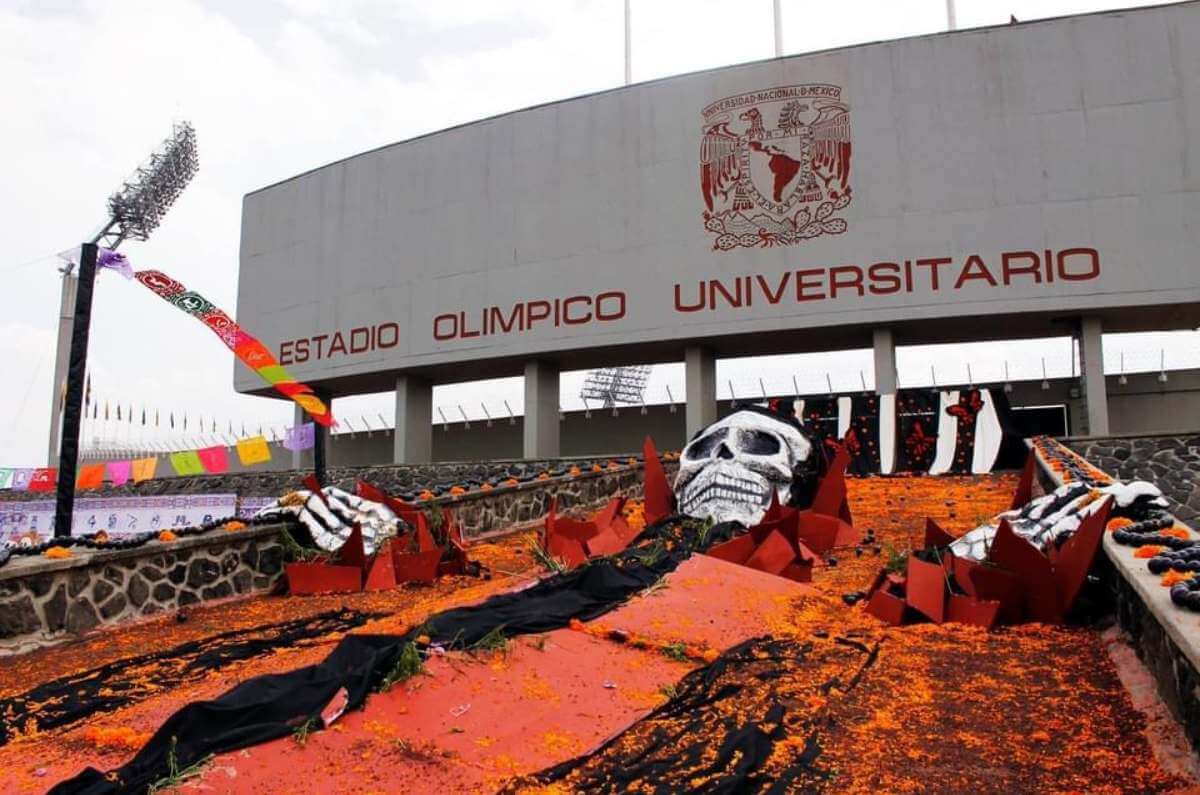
[523,360,560,458]
[685,345,717,439]
[394,374,433,463]
[872,327,897,395]
[1078,316,1110,437]
[291,404,305,470]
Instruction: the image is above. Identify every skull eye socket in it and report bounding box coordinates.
[738,429,781,456]
[684,427,728,460]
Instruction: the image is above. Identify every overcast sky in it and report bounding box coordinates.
[1,0,1193,466]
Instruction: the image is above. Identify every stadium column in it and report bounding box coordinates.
[873,327,897,394]
[394,374,433,463]
[685,345,717,439]
[291,404,304,469]
[524,360,560,458]
[1078,316,1110,436]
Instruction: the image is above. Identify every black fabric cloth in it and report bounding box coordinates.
[0,609,378,748]
[52,517,737,795]
[800,397,840,460]
[894,389,940,473]
[946,389,985,474]
[989,388,1033,470]
[516,635,878,794]
[844,394,881,475]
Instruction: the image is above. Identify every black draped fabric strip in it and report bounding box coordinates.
[845,394,880,475]
[989,388,1033,470]
[52,518,738,795]
[947,388,985,474]
[894,389,940,473]
[801,398,840,462]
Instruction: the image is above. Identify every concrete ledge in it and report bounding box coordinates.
[1033,439,1200,747]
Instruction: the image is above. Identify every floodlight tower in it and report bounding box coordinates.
[51,122,198,537]
[580,365,652,409]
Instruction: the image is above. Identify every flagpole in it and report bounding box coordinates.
[773,0,783,57]
[624,0,632,85]
[946,0,957,30]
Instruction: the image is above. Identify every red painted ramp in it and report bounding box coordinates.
[204,555,809,793]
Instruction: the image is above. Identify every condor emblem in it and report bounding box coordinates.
[700,84,852,250]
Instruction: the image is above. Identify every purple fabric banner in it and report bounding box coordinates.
[97,248,134,280]
[107,460,133,487]
[283,423,315,451]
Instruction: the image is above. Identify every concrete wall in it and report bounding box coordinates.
[237,2,1200,394]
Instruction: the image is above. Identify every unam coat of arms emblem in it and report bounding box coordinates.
[700,84,852,250]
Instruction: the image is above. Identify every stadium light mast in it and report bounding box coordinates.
[51,122,198,537]
[580,365,652,409]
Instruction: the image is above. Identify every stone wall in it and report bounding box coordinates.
[1066,434,1200,523]
[0,526,285,653]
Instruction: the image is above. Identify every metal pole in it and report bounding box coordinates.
[945,0,957,31]
[312,392,330,485]
[53,243,98,537]
[773,0,783,57]
[624,0,632,85]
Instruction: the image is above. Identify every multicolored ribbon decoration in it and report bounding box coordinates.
[130,268,334,426]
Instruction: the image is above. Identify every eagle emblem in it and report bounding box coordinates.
[700,84,852,251]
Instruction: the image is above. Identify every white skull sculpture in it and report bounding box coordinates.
[674,408,813,527]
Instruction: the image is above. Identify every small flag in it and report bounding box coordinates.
[10,469,34,491]
[197,445,229,474]
[132,457,157,483]
[29,468,57,492]
[107,460,133,487]
[76,464,105,490]
[236,435,271,466]
[0,468,13,489]
[169,450,204,476]
[97,248,135,279]
[283,423,315,451]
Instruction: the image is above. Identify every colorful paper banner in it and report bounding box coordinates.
[131,269,333,427]
[197,446,229,474]
[132,457,158,483]
[10,469,32,491]
[76,464,106,490]
[236,436,272,466]
[108,460,132,487]
[283,423,315,451]
[169,450,205,476]
[0,469,12,489]
[29,468,57,492]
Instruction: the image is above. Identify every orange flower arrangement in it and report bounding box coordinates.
[92,530,110,544]
[502,478,519,487]
[480,483,494,492]
[537,472,551,481]
[158,530,178,542]
[569,466,582,477]
[591,463,603,473]
[83,725,152,751]
[418,489,436,501]
[449,486,467,496]
[223,520,247,532]
[1106,517,1134,533]
[1133,545,1164,559]
[1161,569,1195,587]
[1160,526,1192,540]
[43,546,72,559]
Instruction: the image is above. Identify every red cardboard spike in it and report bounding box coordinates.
[641,436,674,525]
[811,444,850,517]
[780,562,813,583]
[334,524,367,570]
[302,474,327,503]
[392,550,442,584]
[946,594,1002,629]
[593,497,625,533]
[546,534,588,569]
[924,518,956,548]
[988,519,1061,623]
[961,561,1024,625]
[762,490,790,524]
[744,530,796,576]
[356,480,422,527]
[704,534,756,565]
[584,527,625,557]
[1010,453,1036,510]
[1051,497,1111,613]
[363,543,398,591]
[286,562,363,595]
[866,589,907,626]
[906,554,948,623]
[415,512,438,553]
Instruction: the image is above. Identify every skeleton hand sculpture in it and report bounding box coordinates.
[951,479,1168,562]
[674,406,814,527]
[256,486,402,555]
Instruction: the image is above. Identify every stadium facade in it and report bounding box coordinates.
[237,2,1200,463]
